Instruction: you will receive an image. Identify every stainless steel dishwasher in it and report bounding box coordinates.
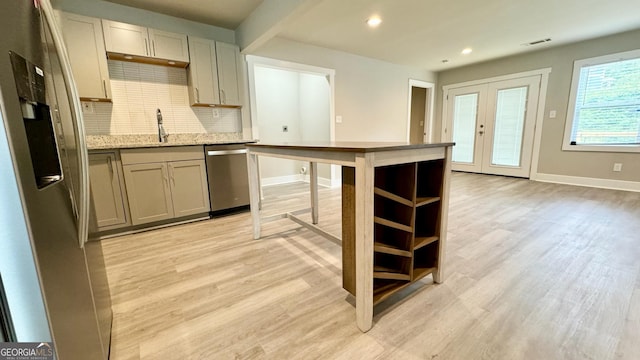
[204,144,250,213]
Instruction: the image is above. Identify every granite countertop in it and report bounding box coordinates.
[86,134,255,150]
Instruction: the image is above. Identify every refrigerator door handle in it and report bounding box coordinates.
[40,0,90,248]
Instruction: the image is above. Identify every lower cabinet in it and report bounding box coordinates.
[122,162,174,225]
[121,146,210,226]
[168,159,210,218]
[88,151,130,231]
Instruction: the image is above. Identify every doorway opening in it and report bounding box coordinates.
[246,56,337,187]
[407,80,435,143]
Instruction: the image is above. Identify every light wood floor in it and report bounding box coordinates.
[102,172,640,360]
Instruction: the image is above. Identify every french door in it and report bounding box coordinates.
[445,76,540,178]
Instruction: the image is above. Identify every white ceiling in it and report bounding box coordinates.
[103,0,263,29]
[105,0,640,72]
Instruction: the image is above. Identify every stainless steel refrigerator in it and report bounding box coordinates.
[0,0,111,359]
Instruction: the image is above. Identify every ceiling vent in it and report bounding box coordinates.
[523,38,552,46]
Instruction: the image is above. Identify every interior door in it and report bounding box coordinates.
[445,76,540,178]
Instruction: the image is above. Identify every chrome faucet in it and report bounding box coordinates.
[157,108,168,143]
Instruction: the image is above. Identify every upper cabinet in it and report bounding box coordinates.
[102,20,189,66]
[60,13,111,101]
[215,42,242,106]
[147,29,189,63]
[187,37,220,105]
[187,37,242,107]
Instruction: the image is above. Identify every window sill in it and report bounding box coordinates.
[562,143,640,153]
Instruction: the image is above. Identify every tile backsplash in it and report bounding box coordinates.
[82,60,242,136]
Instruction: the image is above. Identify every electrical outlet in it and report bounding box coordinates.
[282,125,288,132]
[81,102,94,114]
[613,163,623,172]
[212,108,220,118]
[336,115,343,124]
[549,110,557,118]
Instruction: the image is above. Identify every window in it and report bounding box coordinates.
[563,49,640,152]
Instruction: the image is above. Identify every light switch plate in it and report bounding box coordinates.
[336,115,343,123]
[549,110,557,118]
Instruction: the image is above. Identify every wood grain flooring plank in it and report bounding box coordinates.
[101,173,640,359]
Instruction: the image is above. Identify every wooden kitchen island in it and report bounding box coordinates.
[245,142,454,332]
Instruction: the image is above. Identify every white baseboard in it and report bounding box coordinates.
[261,174,334,188]
[261,174,305,187]
[301,174,335,188]
[535,173,640,192]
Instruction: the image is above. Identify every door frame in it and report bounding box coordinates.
[441,68,551,180]
[407,79,435,142]
[245,55,338,186]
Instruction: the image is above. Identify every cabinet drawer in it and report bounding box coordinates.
[121,146,204,165]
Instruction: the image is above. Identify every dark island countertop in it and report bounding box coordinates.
[245,141,455,153]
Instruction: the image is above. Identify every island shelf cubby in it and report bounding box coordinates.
[343,157,446,306]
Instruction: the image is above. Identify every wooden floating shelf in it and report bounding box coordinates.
[191,103,242,109]
[106,52,189,68]
[374,216,412,233]
[374,243,412,257]
[374,187,413,207]
[414,236,439,250]
[80,97,112,103]
[416,196,441,207]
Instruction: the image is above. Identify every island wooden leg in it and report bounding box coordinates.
[434,146,452,283]
[310,161,319,224]
[355,153,374,332]
[247,151,261,239]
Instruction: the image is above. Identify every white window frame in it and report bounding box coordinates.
[562,49,640,153]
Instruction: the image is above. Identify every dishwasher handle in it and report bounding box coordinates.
[206,149,247,156]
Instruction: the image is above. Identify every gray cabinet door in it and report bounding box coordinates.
[61,13,111,100]
[215,42,241,106]
[187,36,220,105]
[89,152,128,228]
[148,28,189,62]
[123,162,174,225]
[102,20,149,57]
[168,160,211,217]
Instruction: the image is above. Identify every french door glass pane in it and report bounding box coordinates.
[452,93,478,163]
[491,87,528,167]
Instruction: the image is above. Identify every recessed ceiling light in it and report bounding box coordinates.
[461,48,473,55]
[366,16,382,27]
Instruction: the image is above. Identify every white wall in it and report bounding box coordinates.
[249,37,436,142]
[299,73,331,179]
[254,66,333,184]
[254,66,304,180]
